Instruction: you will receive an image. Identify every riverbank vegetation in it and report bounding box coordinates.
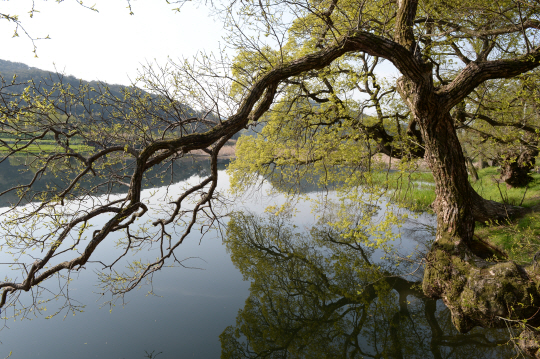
[472,168,540,265]
[381,164,540,265]
[384,166,540,211]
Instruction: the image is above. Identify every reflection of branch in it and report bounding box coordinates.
[224,210,513,357]
[324,232,372,265]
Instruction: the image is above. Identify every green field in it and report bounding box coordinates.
[0,137,93,153]
[370,169,436,211]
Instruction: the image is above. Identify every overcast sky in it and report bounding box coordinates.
[0,0,224,85]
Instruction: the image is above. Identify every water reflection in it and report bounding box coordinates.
[221,211,514,358]
[0,155,229,207]
[0,163,517,358]
[0,163,245,359]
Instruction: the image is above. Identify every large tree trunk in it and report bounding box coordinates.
[397,76,540,356]
[423,112,540,340]
[420,108,537,326]
[396,78,475,245]
[384,1,540,355]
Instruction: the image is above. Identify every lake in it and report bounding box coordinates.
[0,158,515,358]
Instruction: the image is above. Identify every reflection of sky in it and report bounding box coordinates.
[0,170,329,358]
[0,172,240,358]
[236,176,437,275]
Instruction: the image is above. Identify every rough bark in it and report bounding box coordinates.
[407,93,540,358]
[519,329,540,359]
[414,98,540,353]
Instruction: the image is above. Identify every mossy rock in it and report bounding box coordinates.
[424,241,540,334]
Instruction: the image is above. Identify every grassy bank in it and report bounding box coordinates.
[475,211,540,264]
[470,168,540,264]
[370,169,436,211]
[380,166,540,264]
[471,167,540,208]
[381,166,540,211]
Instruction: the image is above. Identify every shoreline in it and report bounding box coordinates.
[188,139,237,160]
[372,153,430,172]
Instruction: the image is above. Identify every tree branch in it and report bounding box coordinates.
[438,49,540,111]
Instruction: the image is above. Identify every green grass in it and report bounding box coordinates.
[374,166,540,212]
[467,167,540,264]
[471,167,540,208]
[475,211,540,265]
[371,166,540,264]
[0,137,92,153]
[369,170,436,211]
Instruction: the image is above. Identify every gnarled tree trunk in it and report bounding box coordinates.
[395,53,540,356]
[470,189,524,223]
[419,107,540,335]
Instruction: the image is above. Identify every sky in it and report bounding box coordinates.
[0,0,224,85]
[0,0,400,96]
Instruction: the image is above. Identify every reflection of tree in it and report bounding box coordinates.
[0,157,229,207]
[221,212,513,358]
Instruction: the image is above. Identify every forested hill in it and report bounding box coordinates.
[0,58,127,101]
[0,59,244,139]
[0,59,198,127]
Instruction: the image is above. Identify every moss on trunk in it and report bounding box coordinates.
[423,233,540,355]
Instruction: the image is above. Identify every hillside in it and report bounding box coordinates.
[0,59,127,99]
[0,59,214,131]
[0,59,243,141]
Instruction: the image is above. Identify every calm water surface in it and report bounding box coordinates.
[0,159,514,358]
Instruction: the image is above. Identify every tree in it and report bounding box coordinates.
[3,0,540,355]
